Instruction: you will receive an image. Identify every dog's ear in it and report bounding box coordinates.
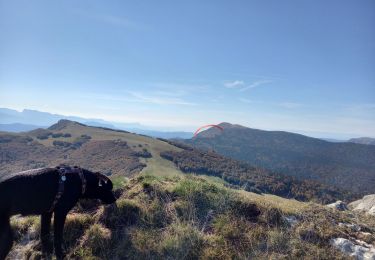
[96,172,108,184]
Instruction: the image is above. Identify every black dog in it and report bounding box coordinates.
[0,166,117,259]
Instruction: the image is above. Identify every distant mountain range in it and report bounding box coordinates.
[0,123,47,132]
[178,122,375,195]
[348,137,375,145]
[0,108,193,139]
[3,107,375,143]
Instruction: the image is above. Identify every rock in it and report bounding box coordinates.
[331,238,375,260]
[338,222,361,232]
[349,195,375,216]
[283,215,299,227]
[327,201,349,211]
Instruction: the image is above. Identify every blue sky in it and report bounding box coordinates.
[0,0,374,138]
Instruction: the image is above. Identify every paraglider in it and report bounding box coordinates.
[193,124,223,137]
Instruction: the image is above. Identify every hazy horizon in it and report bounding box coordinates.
[2,106,374,140]
[1,1,374,138]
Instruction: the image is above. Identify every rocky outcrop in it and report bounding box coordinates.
[331,238,375,260]
[349,195,375,216]
[327,200,349,211]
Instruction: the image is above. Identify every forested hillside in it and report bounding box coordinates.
[180,123,375,195]
[161,148,356,204]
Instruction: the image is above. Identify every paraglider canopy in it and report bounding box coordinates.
[193,124,223,137]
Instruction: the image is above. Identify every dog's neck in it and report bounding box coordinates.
[56,166,87,195]
[48,166,87,212]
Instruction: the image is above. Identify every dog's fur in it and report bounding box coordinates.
[0,167,117,260]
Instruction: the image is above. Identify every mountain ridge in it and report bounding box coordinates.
[349,137,375,145]
[0,108,193,138]
[182,123,375,195]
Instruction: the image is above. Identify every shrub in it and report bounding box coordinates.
[230,199,261,222]
[51,133,63,138]
[53,140,71,147]
[36,131,52,140]
[72,134,91,148]
[132,148,152,158]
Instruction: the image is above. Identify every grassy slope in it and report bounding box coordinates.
[63,124,184,178]
[4,121,375,259]
[10,173,375,260]
[56,123,184,178]
[4,121,183,177]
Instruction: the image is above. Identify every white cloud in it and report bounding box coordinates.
[128,91,196,106]
[240,80,272,92]
[224,80,244,88]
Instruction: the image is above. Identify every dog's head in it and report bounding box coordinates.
[83,170,117,204]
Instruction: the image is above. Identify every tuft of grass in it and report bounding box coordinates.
[10,216,40,241]
[63,213,94,249]
[105,198,142,228]
[159,223,204,260]
[266,229,291,253]
[110,175,129,190]
[200,234,232,259]
[79,224,112,257]
[172,176,234,225]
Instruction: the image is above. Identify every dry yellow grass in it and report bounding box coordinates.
[238,190,310,215]
[9,174,361,260]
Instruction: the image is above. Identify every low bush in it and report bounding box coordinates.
[51,133,63,138]
[72,134,92,148]
[53,140,71,147]
[36,131,52,140]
